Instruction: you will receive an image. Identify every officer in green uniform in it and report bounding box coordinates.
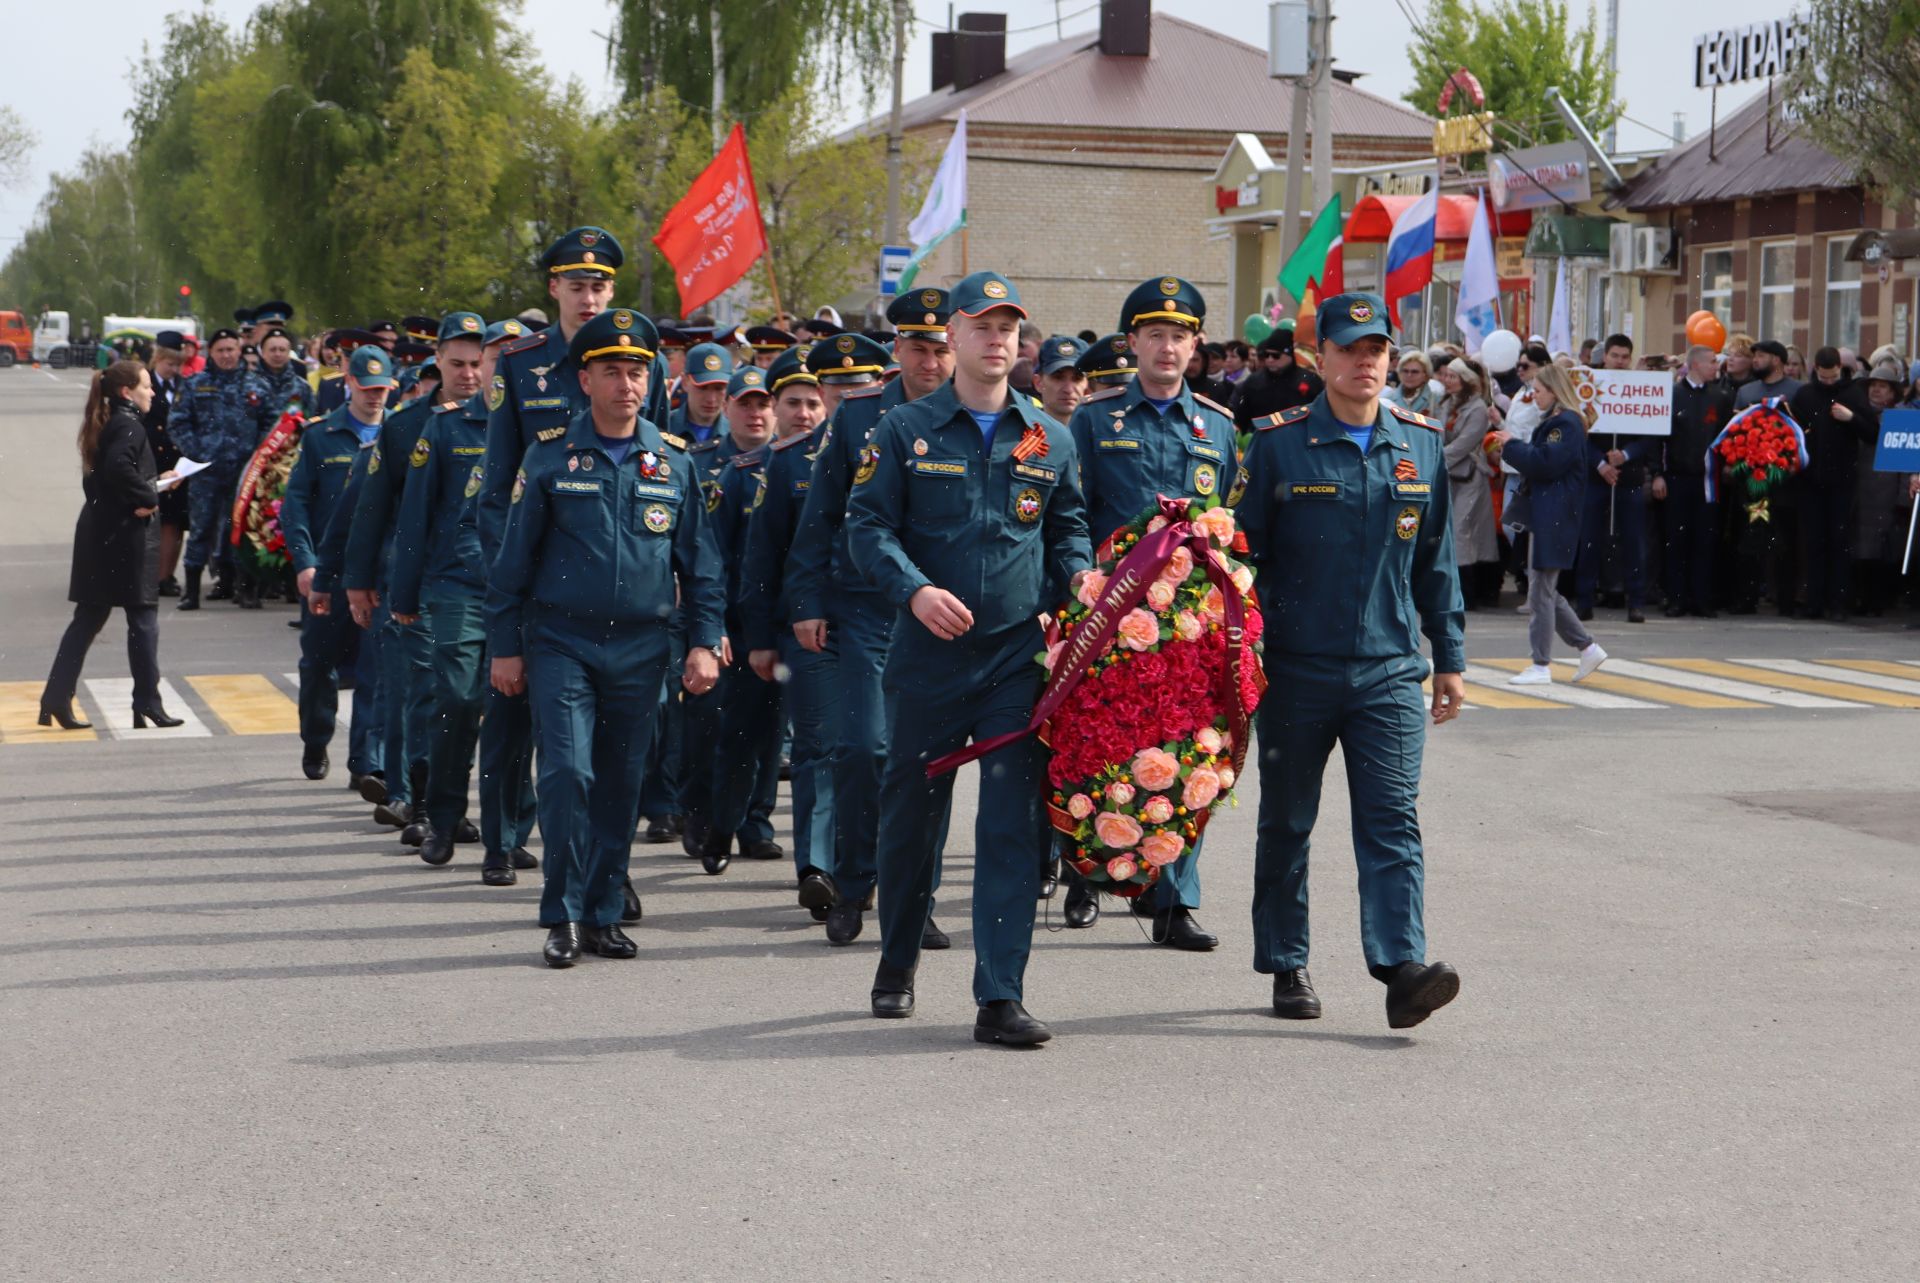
[1035,334,1089,424]
[788,287,956,946]
[488,308,724,968]
[284,347,395,781]
[343,312,487,840]
[1075,334,1137,392]
[669,341,733,446]
[845,270,1092,1046]
[388,319,538,880]
[698,346,830,875]
[1066,276,1239,949]
[1234,291,1467,1030]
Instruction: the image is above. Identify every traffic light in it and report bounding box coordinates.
[179,285,191,298]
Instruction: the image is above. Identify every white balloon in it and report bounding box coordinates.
[1481,329,1522,374]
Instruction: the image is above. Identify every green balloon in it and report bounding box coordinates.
[1276,317,1297,331]
[1242,314,1273,345]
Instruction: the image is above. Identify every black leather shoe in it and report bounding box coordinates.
[642,817,675,843]
[1129,895,1155,919]
[1663,605,1686,619]
[744,838,784,861]
[826,901,864,945]
[809,904,831,923]
[1383,960,1460,1029]
[37,702,91,731]
[453,817,479,843]
[157,575,180,596]
[480,852,516,887]
[974,999,1052,1046]
[621,878,643,923]
[587,923,638,959]
[543,923,582,968]
[373,800,411,828]
[419,826,455,865]
[1627,609,1647,623]
[301,748,329,780]
[699,829,732,875]
[797,869,837,912]
[921,917,951,950]
[509,846,538,869]
[870,964,915,1017]
[1271,968,1323,1019]
[1038,857,1059,900]
[1062,879,1100,929]
[1152,906,1218,951]
[355,772,387,804]
[680,815,709,859]
[131,703,184,729]
[400,820,427,848]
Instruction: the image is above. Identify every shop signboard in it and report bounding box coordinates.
[1488,142,1593,211]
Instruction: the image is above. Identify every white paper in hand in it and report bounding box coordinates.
[156,457,211,492]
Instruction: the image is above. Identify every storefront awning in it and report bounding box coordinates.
[1344,194,1531,243]
[1845,228,1920,262]
[1523,213,1616,259]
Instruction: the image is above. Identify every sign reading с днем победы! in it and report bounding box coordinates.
[1874,409,1920,473]
[1574,369,1674,437]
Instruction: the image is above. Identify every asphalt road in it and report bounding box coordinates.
[2,366,1917,1280]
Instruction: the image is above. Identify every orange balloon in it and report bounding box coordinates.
[1687,309,1714,329]
[1686,313,1727,353]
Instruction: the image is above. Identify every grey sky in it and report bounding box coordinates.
[3,0,1774,257]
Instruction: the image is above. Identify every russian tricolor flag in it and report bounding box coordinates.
[1383,187,1439,327]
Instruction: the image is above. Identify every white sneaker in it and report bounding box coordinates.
[1573,643,1609,683]
[1508,664,1553,685]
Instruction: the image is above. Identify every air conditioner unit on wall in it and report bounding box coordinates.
[1609,223,1636,274]
[1634,227,1678,275]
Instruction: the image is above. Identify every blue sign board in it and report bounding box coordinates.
[1874,408,1920,473]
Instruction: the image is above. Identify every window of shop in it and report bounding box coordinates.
[1824,238,1861,349]
[1757,241,1794,345]
[1699,248,1733,324]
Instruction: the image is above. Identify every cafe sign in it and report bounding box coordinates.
[1488,142,1593,211]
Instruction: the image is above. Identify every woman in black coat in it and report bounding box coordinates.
[38,360,185,729]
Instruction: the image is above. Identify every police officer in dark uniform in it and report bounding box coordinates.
[169,327,274,609]
[145,331,192,596]
[284,347,395,781]
[1064,276,1240,946]
[789,287,956,946]
[1230,328,1324,431]
[845,270,1092,1045]
[487,308,725,967]
[1234,291,1465,1029]
[254,327,315,419]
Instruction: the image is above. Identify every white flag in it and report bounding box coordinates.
[1547,256,1572,358]
[1454,190,1500,356]
[898,112,967,289]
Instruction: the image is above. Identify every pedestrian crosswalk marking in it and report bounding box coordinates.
[1804,659,1920,696]
[1653,659,1920,709]
[187,673,301,734]
[1473,657,1763,709]
[84,678,212,739]
[1461,663,1658,709]
[1600,659,1865,709]
[1424,674,1562,710]
[282,674,352,733]
[0,680,95,743]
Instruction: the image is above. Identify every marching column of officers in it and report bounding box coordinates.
[277,226,1465,1046]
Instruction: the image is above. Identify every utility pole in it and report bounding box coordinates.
[1277,46,1309,301]
[883,0,909,248]
[709,2,726,154]
[1309,0,1332,214]
[1603,0,1620,152]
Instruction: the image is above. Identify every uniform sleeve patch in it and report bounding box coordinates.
[409,438,431,468]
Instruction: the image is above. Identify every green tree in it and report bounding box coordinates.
[1403,0,1619,147]
[597,86,713,314]
[1792,0,1920,204]
[0,148,172,319]
[0,105,37,189]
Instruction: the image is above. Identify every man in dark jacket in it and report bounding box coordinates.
[1790,348,1879,621]
[1659,344,1734,617]
[1229,329,1323,430]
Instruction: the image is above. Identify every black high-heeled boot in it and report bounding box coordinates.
[178,566,203,611]
[37,701,91,731]
[132,704,184,729]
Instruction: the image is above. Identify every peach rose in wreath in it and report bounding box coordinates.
[1193,505,1236,545]
[1132,747,1181,792]
[1217,765,1236,790]
[1173,609,1203,641]
[1231,564,1255,595]
[1182,766,1223,810]
[1195,725,1226,754]
[1201,584,1226,622]
[1160,546,1194,586]
[1094,811,1144,850]
[1075,569,1109,608]
[1145,579,1176,613]
[1138,831,1184,867]
[1146,514,1170,535]
[1117,608,1160,651]
[1066,793,1095,820]
[1105,779,1136,806]
[1140,794,1175,824]
[1106,855,1140,881]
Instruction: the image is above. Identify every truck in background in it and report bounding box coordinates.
[30,311,199,368]
[0,311,32,365]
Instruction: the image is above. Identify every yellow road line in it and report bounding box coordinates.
[1817,659,1920,684]
[186,673,300,735]
[1426,670,1562,709]
[0,681,98,744]
[1474,657,1762,708]
[1651,659,1920,709]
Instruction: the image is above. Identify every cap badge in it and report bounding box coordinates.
[983,280,1008,299]
[703,354,722,371]
[1349,300,1375,323]
[1113,335,1128,353]
[1159,276,1180,296]
[1059,342,1074,354]
[579,229,600,247]
[461,315,479,331]
[618,335,632,347]
[612,311,631,330]
[923,313,937,325]
[366,359,383,374]
[582,251,596,264]
[568,455,579,472]
[1117,356,1129,368]
[921,289,941,308]
[837,335,855,353]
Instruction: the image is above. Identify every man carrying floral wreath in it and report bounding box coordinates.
[1234,291,1467,1030]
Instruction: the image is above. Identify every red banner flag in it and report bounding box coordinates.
[652,123,768,315]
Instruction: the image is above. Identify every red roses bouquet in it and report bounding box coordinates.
[231,408,304,575]
[1040,497,1265,896]
[1706,397,1808,523]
